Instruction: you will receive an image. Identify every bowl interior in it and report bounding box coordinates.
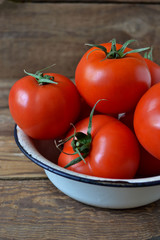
[32,137,60,164]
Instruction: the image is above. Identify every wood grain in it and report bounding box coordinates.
[0,179,159,240]
[0,79,16,108]
[0,135,45,179]
[0,1,160,79]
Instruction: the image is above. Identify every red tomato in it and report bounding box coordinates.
[75,41,151,114]
[134,82,160,160]
[58,115,140,179]
[58,115,116,175]
[136,146,160,178]
[119,110,160,177]
[9,72,80,139]
[144,58,160,86]
[144,49,160,86]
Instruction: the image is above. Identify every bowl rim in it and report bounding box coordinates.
[14,125,160,188]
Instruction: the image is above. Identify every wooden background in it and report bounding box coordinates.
[0,0,160,239]
[0,0,160,79]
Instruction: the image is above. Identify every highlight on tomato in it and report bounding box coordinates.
[144,47,160,86]
[57,100,140,179]
[75,39,151,114]
[9,65,81,139]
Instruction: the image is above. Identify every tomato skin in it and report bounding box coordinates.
[90,121,139,178]
[58,115,140,179]
[58,115,116,176]
[119,110,160,177]
[144,58,160,86]
[136,146,160,177]
[9,73,80,139]
[75,42,151,114]
[134,82,160,160]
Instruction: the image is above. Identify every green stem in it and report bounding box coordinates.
[35,63,56,75]
[87,99,107,136]
[24,64,58,85]
[85,39,150,60]
[55,99,107,168]
[64,153,88,169]
[144,47,153,61]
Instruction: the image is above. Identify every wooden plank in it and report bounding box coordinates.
[0,79,16,108]
[0,1,159,79]
[0,135,46,178]
[0,108,15,135]
[0,179,159,240]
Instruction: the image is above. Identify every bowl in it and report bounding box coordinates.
[14,125,160,209]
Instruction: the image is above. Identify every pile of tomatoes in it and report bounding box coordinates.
[9,39,160,179]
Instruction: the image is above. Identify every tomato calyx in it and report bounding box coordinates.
[68,131,92,168]
[144,46,153,61]
[55,99,105,168]
[55,129,92,168]
[24,64,58,85]
[86,39,150,60]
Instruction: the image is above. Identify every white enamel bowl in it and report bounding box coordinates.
[14,125,160,209]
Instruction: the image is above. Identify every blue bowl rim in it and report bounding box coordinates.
[14,125,160,188]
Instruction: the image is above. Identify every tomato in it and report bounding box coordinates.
[144,58,160,86]
[58,115,115,176]
[134,82,160,160]
[9,71,80,139]
[136,146,160,178]
[119,110,160,177]
[58,115,140,179]
[144,48,160,86]
[75,40,151,114]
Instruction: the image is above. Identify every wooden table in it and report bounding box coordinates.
[0,0,160,239]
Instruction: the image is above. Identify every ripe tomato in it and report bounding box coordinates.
[134,82,160,160]
[9,71,80,139]
[75,40,151,114]
[119,110,160,177]
[58,115,115,175]
[136,146,160,178]
[144,58,160,86]
[144,48,160,86]
[58,115,140,179]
